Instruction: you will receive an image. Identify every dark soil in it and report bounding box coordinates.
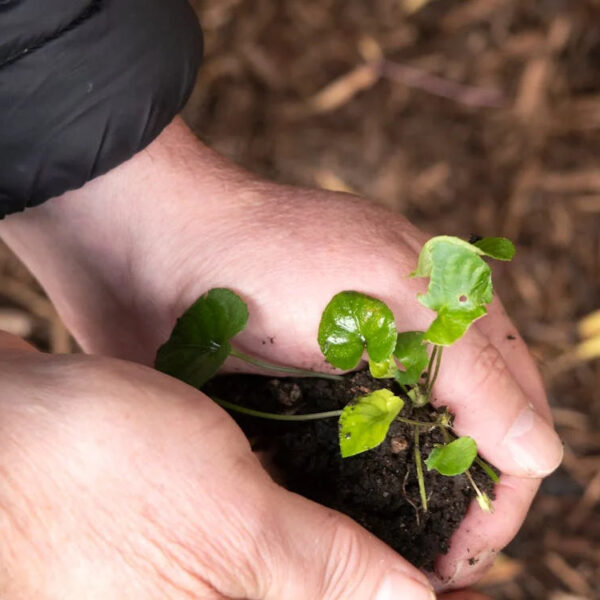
[205,370,495,572]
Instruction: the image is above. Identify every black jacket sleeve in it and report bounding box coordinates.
[0,0,203,217]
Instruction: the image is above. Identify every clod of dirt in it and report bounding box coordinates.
[205,370,495,571]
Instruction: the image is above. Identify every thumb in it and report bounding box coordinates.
[236,485,436,600]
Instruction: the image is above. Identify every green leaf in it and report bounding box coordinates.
[393,331,429,385]
[472,237,515,261]
[155,288,248,387]
[369,356,398,379]
[318,292,397,370]
[411,236,494,345]
[425,436,478,476]
[424,307,487,347]
[339,389,404,458]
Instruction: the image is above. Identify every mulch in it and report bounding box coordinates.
[1,1,599,597]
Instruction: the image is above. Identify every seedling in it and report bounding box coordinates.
[156,235,514,513]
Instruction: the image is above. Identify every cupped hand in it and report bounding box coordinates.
[0,118,562,591]
[164,185,559,590]
[0,332,436,599]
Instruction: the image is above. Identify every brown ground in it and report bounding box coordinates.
[1,1,599,598]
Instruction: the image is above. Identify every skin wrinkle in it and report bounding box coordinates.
[0,471,46,569]
[320,515,374,600]
[180,468,275,599]
[124,531,217,600]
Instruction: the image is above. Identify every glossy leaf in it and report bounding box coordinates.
[155,288,248,387]
[425,436,478,476]
[339,389,404,458]
[393,331,429,385]
[472,237,515,261]
[411,236,494,345]
[318,292,397,370]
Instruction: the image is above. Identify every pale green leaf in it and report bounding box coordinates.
[369,356,398,379]
[426,436,478,476]
[339,389,404,457]
[411,236,494,345]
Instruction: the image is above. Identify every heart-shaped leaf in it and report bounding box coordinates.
[155,288,248,387]
[339,389,404,458]
[411,236,494,346]
[393,331,429,385]
[318,292,397,370]
[425,436,478,476]
[472,237,515,261]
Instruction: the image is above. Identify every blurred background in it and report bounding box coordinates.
[1,0,599,598]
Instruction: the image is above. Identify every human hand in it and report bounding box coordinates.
[0,331,438,599]
[0,118,562,590]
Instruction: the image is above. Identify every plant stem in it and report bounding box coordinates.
[212,396,343,421]
[230,348,344,381]
[440,426,452,443]
[397,382,410,396]
[424,346,438,388]
[473,456,500,484]
[424,346,443,402]
[414,427,428,512]
[397,416,439,428]
[465,469,494,512]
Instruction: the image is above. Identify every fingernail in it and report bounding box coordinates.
[502,406,563,476]
[376,571,436,600]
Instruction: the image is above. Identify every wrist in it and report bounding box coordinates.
[0,118,261,360]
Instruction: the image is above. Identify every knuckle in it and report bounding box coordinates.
[466,342,510,394]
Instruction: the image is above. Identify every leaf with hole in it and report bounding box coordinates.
[425,436,478,476]
[318,292,397,370]
[155,288,248,387]
[411,236,495,345]
[393,331,429,385]
[339,389,404,458]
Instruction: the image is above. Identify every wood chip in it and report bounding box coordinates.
[308,62,380,113]
[314,170,357,195]
[544,552,594,598]
[578,310,600,340]
[0,308,34,338]
[477,553,524,586]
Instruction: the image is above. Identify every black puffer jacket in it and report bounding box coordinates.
[0,0,203,217]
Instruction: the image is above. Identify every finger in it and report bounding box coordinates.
[253,486,437,600]
[430,324,563,478]
[431,474,539,590]
[474,294,550,421]
[0,330,38,354]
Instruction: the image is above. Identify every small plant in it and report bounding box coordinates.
[156,235,515,513]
